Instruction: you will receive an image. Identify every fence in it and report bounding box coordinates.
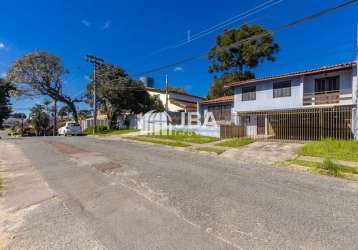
[80,118,109,131]
[220,125,245,139]
[234,105,355,141]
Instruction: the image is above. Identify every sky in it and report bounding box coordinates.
[0,0,358,114]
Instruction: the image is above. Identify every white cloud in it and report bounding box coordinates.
[174,66,183,72]
[0,42,5,49]
[81,19,91,27]
[0,72,6,78]
[103,20,111,29]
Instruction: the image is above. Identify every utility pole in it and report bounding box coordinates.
[53,99,57,136]
[165,74,169,112]
[85,54,104,135]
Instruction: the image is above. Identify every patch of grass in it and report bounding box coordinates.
[84,126,139,136]
[215,138,253,148]
[288,158,358,180]
[145,130,218,144]
[196,147,226,155]
[128,136,191,147]
[298,139,358,162]
[97,129,140,136]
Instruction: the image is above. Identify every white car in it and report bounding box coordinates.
[58,122,82,136]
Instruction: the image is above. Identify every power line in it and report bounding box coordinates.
[149,0,284,56]
[134,0,358,76]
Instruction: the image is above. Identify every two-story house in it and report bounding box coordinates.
[226,62,358,140]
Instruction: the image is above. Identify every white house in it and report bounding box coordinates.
[146,87,204,112]
[226,62,358,140]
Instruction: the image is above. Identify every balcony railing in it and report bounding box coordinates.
[303,90,352,106]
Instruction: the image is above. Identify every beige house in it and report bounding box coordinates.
[146,88,204,112]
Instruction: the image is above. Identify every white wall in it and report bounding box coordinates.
[234,77,303,112]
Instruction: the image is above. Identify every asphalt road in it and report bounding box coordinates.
[1,136,358,249]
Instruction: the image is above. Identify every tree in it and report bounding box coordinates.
[85,64,164,129]
[6,51,79,122]
[161,85,187,94]
[78,110,92,120]
[207,24,279,98]
[12,113,27,135]
[0,79,13,128]
[207,72,254,99]
[29,104,50,136]
[58,105,71,120]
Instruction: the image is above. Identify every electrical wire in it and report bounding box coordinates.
[134,0,358,76]
[149,0,284,56]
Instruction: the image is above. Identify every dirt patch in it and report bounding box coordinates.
[221,141,302,165]
[95,162,121,173]
[45,141,88,155]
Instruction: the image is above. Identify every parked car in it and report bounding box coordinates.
[58,122,82,136]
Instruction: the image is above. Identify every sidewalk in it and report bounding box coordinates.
[0,142,105,249]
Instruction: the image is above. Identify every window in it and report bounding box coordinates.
[315,76,340,93]
[273,81,291,98]
[242,86,256,101]
[207,104,231,121]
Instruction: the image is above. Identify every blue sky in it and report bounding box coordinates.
[0,0,357,113]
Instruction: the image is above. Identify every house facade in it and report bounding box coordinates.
[227,62,358,140]
[146,88,203,112]
[200,96,234,125]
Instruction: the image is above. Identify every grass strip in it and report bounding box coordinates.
[145,131,218,144]
[288,159,358,180]
[196,147,226,155]
[298,139,358,162]
[128,136,191,147]
[215,138,253,148]
[97,129,140,136]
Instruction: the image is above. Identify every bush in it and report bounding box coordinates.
[84,125,109,135]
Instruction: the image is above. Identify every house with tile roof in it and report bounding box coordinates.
[226,62,358,140]
[146,87,203,112]
[199,96,234,125]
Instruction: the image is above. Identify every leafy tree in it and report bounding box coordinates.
[58,105,71,120]
[85,64,164,129]
[207,24,279,98]
[6,51,79,122]
[12,113,27,135]
[207,72,254,99]
[0,79,13,128]
[78,109,92,120]
[29,104,50,136]
[161,85,187,94]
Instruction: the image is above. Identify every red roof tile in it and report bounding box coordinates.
[201,96,234,105]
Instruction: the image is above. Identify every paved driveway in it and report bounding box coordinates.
[222,141,302,165]
[1,137,358,249]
